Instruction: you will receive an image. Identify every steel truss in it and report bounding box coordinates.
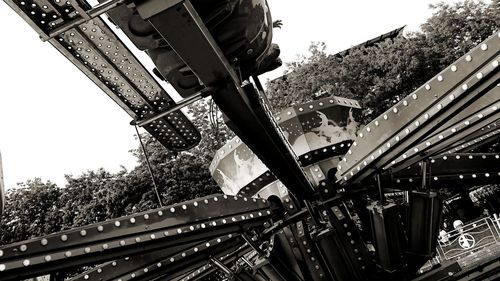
[1,0,499,280]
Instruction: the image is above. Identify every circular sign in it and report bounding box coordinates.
[458,234,475,249]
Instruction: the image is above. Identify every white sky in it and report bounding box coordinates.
[0,0,465,189]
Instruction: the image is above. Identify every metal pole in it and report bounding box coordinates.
[131,87,214,127]
[494,213,500,231]
[44,0,127,41]
[210,257,236,279]
[420,161,427,191]
[376,174,384,204]
[134,125,163,207]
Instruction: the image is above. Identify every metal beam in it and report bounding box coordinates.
[388,80,500,172]
[387,153,500,189]
[444,119,500,153]
[336,31,500,184]
[0,195,273,280]
[2,0,201,150]
[137,0,315,199]
[71,235,247,281]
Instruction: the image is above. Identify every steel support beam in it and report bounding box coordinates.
[0,195,273,280]
[136,0,315,199]
[337,31,499,184]
[2,0,202,150]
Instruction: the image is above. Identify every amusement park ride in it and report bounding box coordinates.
[0,0,499,280]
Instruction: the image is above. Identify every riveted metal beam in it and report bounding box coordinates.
[444,119,500,153]
[170,245,252,281]
[0,195,273,280]
[71,235,247,281]
[336,31,499,184]
[388,79,500,172]
[388,153,500,189]
[2,0,201,150]
[137,0,315,199]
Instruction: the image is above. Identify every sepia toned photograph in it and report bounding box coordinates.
[0,0,499,280]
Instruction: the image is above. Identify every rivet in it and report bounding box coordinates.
[493,60,499,67]
[170,207,175,213]
[425,84,431,90]
[41,238,48,246]
[466,55,472,62]
[476,72,483,79]
[182,205,187,210]
[114,221,121,227]
[97,225,104,232]
[135,237,141,243]
[130,217,136,224]
[437,75,443,82]
[157,262,162,267]
[84,247,91,253]
[45,255,52,262]
[158,210,163,216]
[412,94,418,100]
[23,259,30,266]
[451,65,457,72]
[20,245,27,252]
[480,44,488,51]
[65,251,72,257]
[170,258,175,262]
[143,214,149,220]
[462,84,468,90]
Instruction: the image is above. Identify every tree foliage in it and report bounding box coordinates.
[266,0,499,123]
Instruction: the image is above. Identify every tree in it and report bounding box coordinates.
[266,0,499,123]
[0,179,63,244]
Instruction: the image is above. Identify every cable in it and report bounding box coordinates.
[134,125,163,207]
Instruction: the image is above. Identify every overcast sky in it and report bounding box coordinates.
[0,0,466,189]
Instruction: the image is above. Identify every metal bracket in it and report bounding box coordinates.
[43,0,127,41]
[131,87,214,127]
